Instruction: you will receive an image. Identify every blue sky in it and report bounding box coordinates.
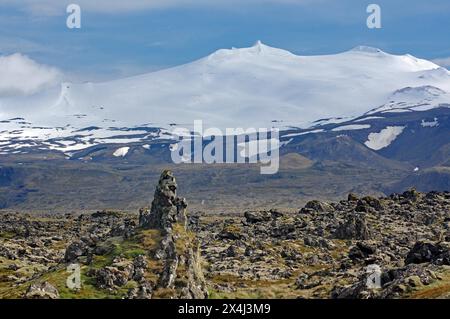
[0,0,449,81]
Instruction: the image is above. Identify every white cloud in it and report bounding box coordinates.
[0,53,61,96]
[432,57,450,68]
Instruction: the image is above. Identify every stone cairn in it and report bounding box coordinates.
[139,170,207,299]
[139,170,187,232]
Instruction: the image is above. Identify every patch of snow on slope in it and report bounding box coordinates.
[312,117,352,127]
[0,118,160,154]
[354,116,384,122]
[364,126,405,150]
[283,129,324,138]
[382,108,412,113]
[421,118,439,128]
[331,124,371,132]
[113,147,130,157]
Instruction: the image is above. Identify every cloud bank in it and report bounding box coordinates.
[0,53,61,96]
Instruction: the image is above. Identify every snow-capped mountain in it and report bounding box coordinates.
[0,41,449,156]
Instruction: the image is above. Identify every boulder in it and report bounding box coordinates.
[349,241,377,261]
[405,241,450,265]
[64,241,89,262]
[223,245,238,258]
[218,224,243,240]
[300,200,335,213]
[406,275,422,287]
[402,188,422,202]
[24,282,59,299]
[127,282,153,299]
[95,266,131,290]
[304,236,335,249]
[109,219,136,239]
[355,196,383,212]
[244,211,272,224]
[333,213,371,240]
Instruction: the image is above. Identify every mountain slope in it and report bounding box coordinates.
[1,42,449,156]
[283,107,450,167]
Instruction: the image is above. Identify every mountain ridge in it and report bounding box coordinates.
[1,43,449,157]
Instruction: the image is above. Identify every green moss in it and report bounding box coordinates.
[408,269,450,299]
[91,255,113,270]
[111,241,145,260]
[0,227,166,299]
[95,231,159,263]
[173,223,195,253]
[152,287,177,299]
[47,268,116,299]
[34,264,136,299]
[0,232,16,239]
[208,280,301,299]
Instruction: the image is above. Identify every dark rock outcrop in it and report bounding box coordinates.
[355,196,383,212]
[333,213,372,240]
[405,241,450,265]
[141,170,208,299]
[64,241,89,263]
[139,170,187,232]
[348,241,377,261]
[24,282,60,299]
[244,211,272,224]
[300,200,335,213]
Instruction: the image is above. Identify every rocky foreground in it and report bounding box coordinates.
[0,171,449,299]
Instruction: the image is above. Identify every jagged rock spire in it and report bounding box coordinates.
[139,170,187,231]
[138,170,207,299]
